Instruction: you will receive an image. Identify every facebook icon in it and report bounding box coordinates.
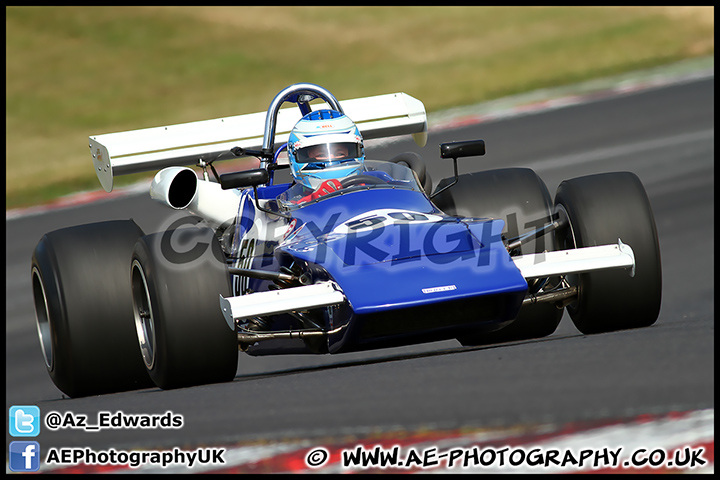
[9,441,41,472]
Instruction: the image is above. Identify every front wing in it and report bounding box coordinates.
[219,239,635,324]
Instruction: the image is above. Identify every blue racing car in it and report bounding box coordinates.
[31,83,662,397]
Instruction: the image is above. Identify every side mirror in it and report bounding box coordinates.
[440,139,485,159]
[431,140,486,199]
[220,168,269,190]
[220,168,291,219]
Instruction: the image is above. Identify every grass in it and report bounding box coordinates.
[5,6,714,209]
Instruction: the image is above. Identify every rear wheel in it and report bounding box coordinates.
[554,172,662,334]
[31,220,153,398]
[387,152,432,193]
[131,223,238,390]
[432,168,563,345]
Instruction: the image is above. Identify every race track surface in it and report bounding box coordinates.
[6,75,713,473]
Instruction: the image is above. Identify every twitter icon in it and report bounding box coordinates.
[9,406,40,437]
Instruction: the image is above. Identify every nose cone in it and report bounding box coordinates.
[282,207,527,315]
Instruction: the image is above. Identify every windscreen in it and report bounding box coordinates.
[277,160,423,210]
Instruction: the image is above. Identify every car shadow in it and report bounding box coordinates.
[231,333,582,382]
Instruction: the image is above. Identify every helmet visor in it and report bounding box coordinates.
[295,142,362,164]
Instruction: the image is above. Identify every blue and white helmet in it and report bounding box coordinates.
[287,109,365,189]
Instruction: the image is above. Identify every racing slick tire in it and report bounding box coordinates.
[432,168,564,346]
[554,172,662,334]
[30,220,153,398]
[131,222,238,390]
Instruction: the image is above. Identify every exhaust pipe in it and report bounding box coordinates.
[150,167,241,228]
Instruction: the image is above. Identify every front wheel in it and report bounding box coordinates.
[554,172,662,334]
[131,223,238,390]
[432,168,564,345]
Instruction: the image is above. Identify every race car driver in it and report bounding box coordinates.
[286,109,366,203]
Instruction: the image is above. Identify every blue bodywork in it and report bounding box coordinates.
[237,178,529,354]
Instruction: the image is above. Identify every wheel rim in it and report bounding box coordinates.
[131,260,156,370]
[31,267,53,370]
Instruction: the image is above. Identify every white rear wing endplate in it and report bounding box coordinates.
[89,92,427,192]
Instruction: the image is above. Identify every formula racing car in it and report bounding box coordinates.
[31,83,662,397]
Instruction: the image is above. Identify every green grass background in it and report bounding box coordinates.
[5,6,714,209]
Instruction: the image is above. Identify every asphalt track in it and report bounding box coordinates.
[5,75,713,466]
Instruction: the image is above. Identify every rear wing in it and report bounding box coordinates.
[89,92,428,192]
